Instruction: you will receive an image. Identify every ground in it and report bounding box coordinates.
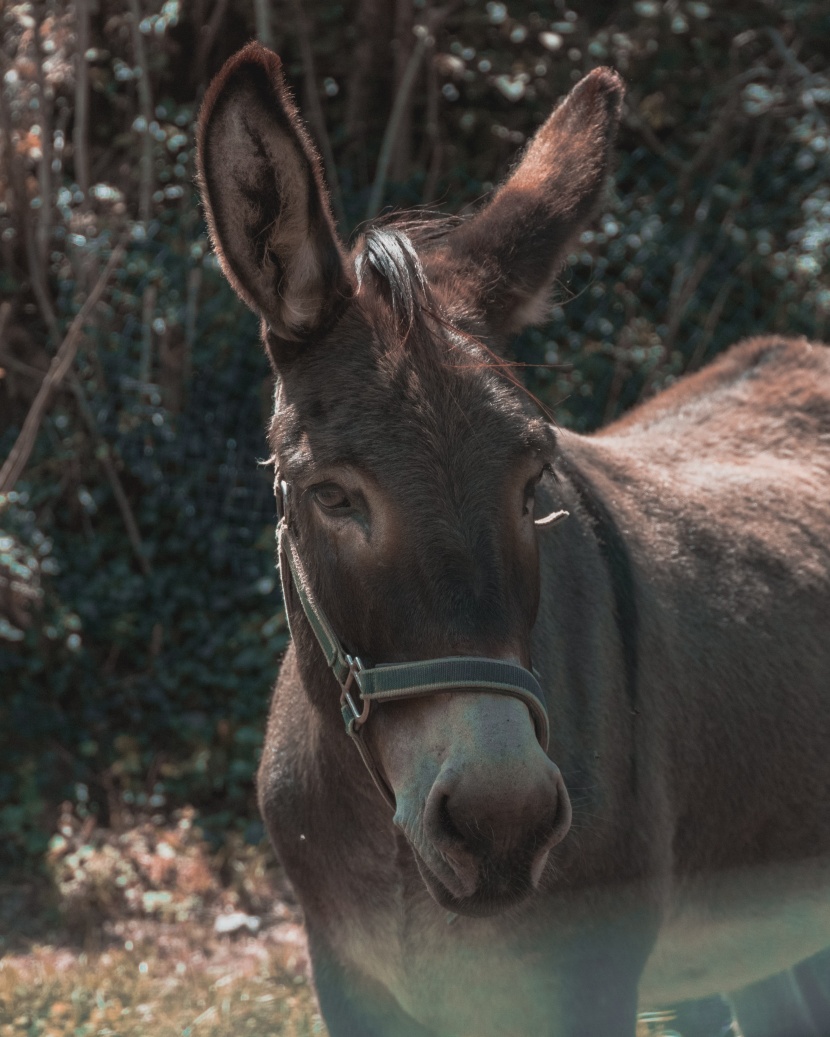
[0,806,320,1036]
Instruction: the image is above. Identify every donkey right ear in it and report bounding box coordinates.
[197,44,351,347]
[445,67,624,341]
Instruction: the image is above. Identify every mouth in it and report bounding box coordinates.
[412,844,539,918]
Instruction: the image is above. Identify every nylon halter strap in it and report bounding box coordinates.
[275,479,551,809]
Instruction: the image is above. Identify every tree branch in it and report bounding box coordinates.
[365,26,431,221]
[288,0,346,230]
[0,244,125,496]
[73,0,91,197]
[127,0,154,224]
[31,3,54,270]
[365,3,459,220]
[193,0,232,90]
[253,0,274,50]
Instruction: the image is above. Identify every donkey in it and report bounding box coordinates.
[197,43,830,1037]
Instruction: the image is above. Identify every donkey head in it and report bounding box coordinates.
[198,45,623,917]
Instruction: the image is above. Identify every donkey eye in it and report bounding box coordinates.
[313,484,352,512]
[522,464,552,517]
[522,477,540,517]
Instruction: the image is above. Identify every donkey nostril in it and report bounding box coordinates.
[436,793,465,844]
[421,777,481,898]
[424,780,468,851]
[529,775,572,888]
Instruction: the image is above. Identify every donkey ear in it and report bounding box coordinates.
[447,67,624,339]
[196,43,351,345]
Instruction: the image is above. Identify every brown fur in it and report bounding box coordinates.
[198,44,830,1037]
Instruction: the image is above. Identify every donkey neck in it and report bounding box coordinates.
[531,433,659,878]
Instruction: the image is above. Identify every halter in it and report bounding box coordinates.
[275,479,553,809]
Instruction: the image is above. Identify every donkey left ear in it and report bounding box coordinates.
[446,67,624,340]
[196,43,351,347]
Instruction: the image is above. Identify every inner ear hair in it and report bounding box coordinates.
[196,43,352,349]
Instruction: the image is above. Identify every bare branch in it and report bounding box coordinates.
[288,0,346,230]
[73,0,91,197]
[420,34,442,203]
[344,0,390,188]
[390,0,415,182]
[0,67,58,339]
[621,101,684,172]
[139,283,157,390]
[31,3,54,270]
[365,27,430,221]
[0,244,125,496]
[766,27,815,82]
[192,0,232,90]
[0,349,51,382]
[253,0,275,50]
[67,372,153,576]
[183,264,202,401]
[365,4,459,220]
[0,301,12,351]
[685,272,740,374]
[127,0,154,224]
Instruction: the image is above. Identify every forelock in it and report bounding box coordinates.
[356,228,427,327]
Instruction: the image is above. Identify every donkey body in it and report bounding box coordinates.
[197,45,830,1037]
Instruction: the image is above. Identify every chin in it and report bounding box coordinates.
[414,852,535,919]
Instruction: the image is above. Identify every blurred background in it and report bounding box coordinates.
[0,0,829,1029]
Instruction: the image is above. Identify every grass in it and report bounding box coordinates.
[0,805,323,1036]
[0,931,321,1036]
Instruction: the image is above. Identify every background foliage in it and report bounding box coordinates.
[1,0,829,871]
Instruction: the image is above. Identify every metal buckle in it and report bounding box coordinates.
[340,655,370,728]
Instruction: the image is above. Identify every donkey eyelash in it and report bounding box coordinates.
[310,484,353,512]
[526,462,553,493]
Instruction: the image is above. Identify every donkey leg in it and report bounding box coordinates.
[552,962,641,1037]
[542,927,653,1037]
[791,946,830,1034]
[666,995,734,1037]
[728,968,821,1037]
[307,929,438,1037]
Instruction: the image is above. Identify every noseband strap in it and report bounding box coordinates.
[352,658,549,750]
[276,485,551,809]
